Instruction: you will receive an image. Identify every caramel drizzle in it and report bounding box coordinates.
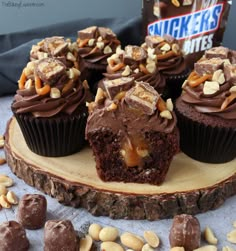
[18,69,51,96]
[156,51,176,60]
[156,97,167,112]
[35,76,51,95]
[187,71,212,87]
[18,69,27,90]
[108,59,125,72]
[139,64,149,74]
[77,38,90,48]
[187,71,236,111]
[221,92,236,111]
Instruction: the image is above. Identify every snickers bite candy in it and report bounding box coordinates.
[169,214,201,251]
[30,36,80,70]
[44,220,78,251]
[17,194,47,230]
[125,81,159,115]
[0,221,30,251]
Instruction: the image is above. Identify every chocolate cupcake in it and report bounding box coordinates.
[142,34,189,100]
[17,194,47,230]
[12,57,92,157]
[86,79,179,185]
[44,220,78,251]
[77,26,121,92]
[99,44,166,94]
[0,221,30,251]
[175,47,236,163]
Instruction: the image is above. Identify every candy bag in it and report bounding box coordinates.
[142,0,232,67]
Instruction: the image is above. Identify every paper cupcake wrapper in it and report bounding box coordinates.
[176,109,236,163]
[162,69,190,100]
[14,112,88,157]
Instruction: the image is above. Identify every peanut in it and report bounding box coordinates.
[227,229,236,243]
[0,184,7,196]
[212,69,225,85]
[204,226,218,245]
[88,223,102,241]
[106,102,117,111]
[171,0,180,7]
[170,247,185,251]
[172,43,180,54]
[50,88,61,99]
[0,194,11,208]
[66,52,76,62]
[120,232,144,251]
[0,158,6,165]
[104,45,112,54]
[160,110,172,120]
[166,98,173,111]
[95,88,105,103]
[160,43,171,52]
[79,235,93,251]
[222,246,236,251]
[6,190,18,205]
[143,230,160,248]
[0,137,4,148]
[122,65,131,77]
[101,241,124,251]
[203,81,220,95]
[99,226,119,242]
[0,175,13,187]
[230,86,236,94]
[142,243,154,251]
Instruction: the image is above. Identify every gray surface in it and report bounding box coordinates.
[1,95,236,250]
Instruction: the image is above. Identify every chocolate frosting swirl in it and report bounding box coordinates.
[12,58,91,118]
[182,83,236,120]
[13,82,89,117]
[103,67,165,93]
[181,49,236,120]
[101,45,166,93]
[77,26,121,66]
[86,98,177,136]
[143,35,186,76]
[86,81,177,137]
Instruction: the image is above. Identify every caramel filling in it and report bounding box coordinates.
[121,137,149,167]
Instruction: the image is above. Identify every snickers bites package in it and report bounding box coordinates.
[142,0,232,68]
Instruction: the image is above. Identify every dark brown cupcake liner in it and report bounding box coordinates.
[82,61,107,94]
[13,111,88,157]
[162,69,190,101]
[175,108,236,163]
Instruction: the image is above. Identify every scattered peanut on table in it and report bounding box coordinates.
[85,222,161,251]
[0,166,19,210]
[204,226,218,245]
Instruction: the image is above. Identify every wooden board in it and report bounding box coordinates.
[4,117,236,220]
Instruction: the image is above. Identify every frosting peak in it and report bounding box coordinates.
[13,58,91,117]
[181,47,236,120]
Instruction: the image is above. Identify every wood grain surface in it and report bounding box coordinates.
[4,117,236,220]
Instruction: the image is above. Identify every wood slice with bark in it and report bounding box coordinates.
[4,117,236,220]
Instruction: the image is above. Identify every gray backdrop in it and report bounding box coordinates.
[0,0,235,48]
